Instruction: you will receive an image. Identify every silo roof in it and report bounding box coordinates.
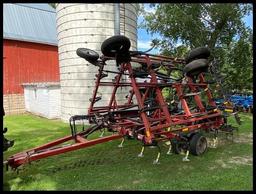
[3,3,58,46]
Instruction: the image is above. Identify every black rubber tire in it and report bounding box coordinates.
[183,58,209,77]
[171,139,182,154]
[185,47,210,64]
[101,35,131,57]
[76,48,99,62]
[189,133,207,156]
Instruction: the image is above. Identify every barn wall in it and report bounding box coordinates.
[3,39,60,94]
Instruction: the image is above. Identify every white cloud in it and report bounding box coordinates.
[137,40,160,54]
[137,40,152,50]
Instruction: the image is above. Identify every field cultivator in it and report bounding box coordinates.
[4,35,241,170]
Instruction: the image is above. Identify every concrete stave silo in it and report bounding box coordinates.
[56,3,138,122]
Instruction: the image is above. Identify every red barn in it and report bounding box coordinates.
[3,3,59,114]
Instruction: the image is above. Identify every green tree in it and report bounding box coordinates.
[142,4,252,51]
[225,33,253,91]
[141,3,253,91]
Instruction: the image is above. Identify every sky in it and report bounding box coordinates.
[137,4,253,54]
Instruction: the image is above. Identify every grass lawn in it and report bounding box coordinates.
[3,112,253,191]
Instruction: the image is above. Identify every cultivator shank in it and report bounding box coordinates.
[5,36,239,169]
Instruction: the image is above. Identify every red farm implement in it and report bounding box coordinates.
[4,35,240,170]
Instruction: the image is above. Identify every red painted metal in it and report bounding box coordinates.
[7,133,122,169]
[198,74,216,107]
[146,55,172,124]
[175,84,192,117]
[126,63,154,142]
[3,39,59,94]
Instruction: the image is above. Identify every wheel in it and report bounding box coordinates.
[189,133,207,156]
[185,47,210,64]
[171,139,182,154]
[101,35,131,57]
[183,58,209,77]
[76,48,99,62]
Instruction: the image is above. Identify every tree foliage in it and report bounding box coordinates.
[141,3,253,91]
[225,33,253,91]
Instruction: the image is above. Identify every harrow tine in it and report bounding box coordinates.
[99,129,105,137]
[153,145,161,165]
[212,136,218,148]
[166,142,172,155]
[182,150,190,162]
[153,152,161,164]
[118,137,125,148]
[137,146,145,157]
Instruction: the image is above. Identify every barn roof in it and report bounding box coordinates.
[3,3,58,46]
